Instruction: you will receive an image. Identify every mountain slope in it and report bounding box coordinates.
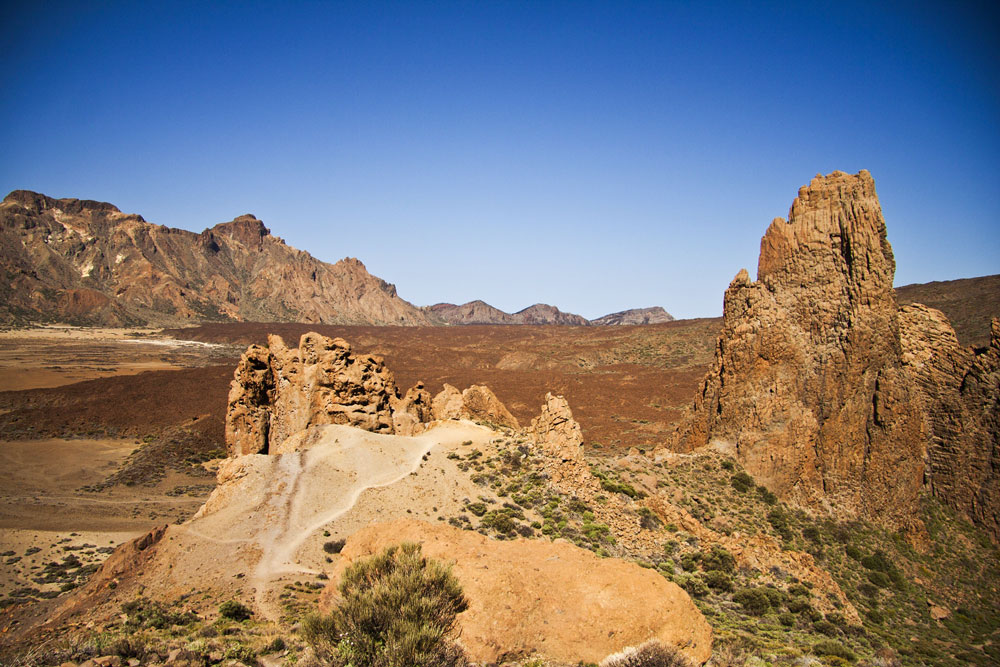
[427,300,590,325]
[0,190,433,326]
[591,306,675,325]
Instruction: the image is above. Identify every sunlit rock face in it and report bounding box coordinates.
[664,171,926,531]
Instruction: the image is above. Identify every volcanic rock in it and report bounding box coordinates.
[531,392,584,461]
[390,381,433,436]
[661,171,926,529]
[0,190,433,326]
[320,519,713,665]
[226,333,522,455]
[225,333,399,455]
[430,383,520,429]
[900,305,1000,542]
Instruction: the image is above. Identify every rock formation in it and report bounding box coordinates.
[591,306,675,326]
[661,171,927,529]
[430,383,520,429]
[531,392,584,461]
[896,274,1000,348]
[900,306,1000,542]
[226,334,400,455]
[320,519,713,665]
[0,190,433,326]
[226,332,521,455]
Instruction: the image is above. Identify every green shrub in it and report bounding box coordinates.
[681,575,709,598]
[778,611,796,627]
[703,570,734,592]
[466,502,487,517]
[812,619,839,636]
[844,544,861,560]
[733,587,771,615]
[812,640,855,662]
[219,599,252,621]
[701,546,735,574]
[302,542,468,667]
[730,472,754,493]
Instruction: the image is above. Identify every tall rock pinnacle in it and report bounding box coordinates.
[661,171,926,531]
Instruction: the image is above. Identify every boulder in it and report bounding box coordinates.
[320,519,713,665]
[430,383,520,429]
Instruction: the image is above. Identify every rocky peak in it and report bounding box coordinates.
[3,189,122,216]
[661,170,926,531]
[208,214,270,248]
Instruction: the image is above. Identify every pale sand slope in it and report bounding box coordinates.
[144,420,494,619]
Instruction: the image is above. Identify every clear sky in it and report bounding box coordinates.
[2,1,997,319]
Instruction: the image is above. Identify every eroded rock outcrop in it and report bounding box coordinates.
[430,383,520,429]
[661,171,927,529]
[531,392,584,461]
[900,306,1000,542]
[320,519,713,665]
[226,333,399,455]
[226,333,521,455]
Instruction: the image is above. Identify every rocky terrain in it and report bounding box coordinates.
[1,171,999,666]
[0,190,433,327]
[896,273,1000,348]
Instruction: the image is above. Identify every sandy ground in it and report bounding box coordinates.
[0,326,233,391]
[0,438,210,601]
[139,421,500,620]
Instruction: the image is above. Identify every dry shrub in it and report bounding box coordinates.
[600,639,692,667]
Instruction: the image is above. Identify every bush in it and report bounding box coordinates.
[733,587,771,616]
[778,611,796,627]
[302,542,468,667]
[813,640,856,662]
[600,639,693,667]
[681,575,709,598]
[323,539,347,554]
[701,546,735,574]
[466,502,487,517]
[219,599,252,621]
[730,472,754,493]
[703,570,733,592]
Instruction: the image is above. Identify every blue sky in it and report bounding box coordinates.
[2,1,997,319]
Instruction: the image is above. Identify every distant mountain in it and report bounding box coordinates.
[895,274,1000,348]
[591,306,675,326]
[0,190,433,326]
[427,301,590,326]
[426,300,515,325]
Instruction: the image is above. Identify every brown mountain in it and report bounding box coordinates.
[896,274,1000,348]
[426,300,516,325]
[427,300,590,325]
[0,190,433,326]
[591,306,675,326]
